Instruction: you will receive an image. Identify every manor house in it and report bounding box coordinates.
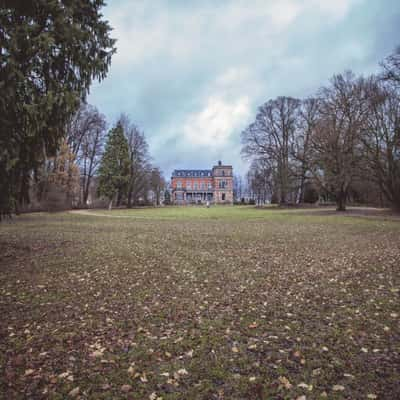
[171,161,233,204]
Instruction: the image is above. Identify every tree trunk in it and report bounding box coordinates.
[336,191,347,211]
[83,180,90,206]
[280,191,287,205]
[127,188,133,208]
[116,189,122,206]
[156,189,160,206]
[108,199,113,210]
[298,173,306,204]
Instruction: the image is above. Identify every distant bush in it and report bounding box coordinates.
[43,183,70,212]
[303,184,319,204]
[271,193,279,204]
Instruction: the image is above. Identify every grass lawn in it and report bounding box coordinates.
[0,206,399,399]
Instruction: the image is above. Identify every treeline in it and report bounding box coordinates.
[242,47,400,211]
[0,1,164,217]
[28,106,165,211]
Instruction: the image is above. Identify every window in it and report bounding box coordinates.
[222,193,226,201]
[187,181,192,190]
[222,170,225,176]
[194,182,198,190]
[177,180,182,189]
[208,183,212,190]
[176,192,183,200]
[219,180,226,189]
[200,182,205,190]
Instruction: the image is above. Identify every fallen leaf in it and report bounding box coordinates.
[332,385,345,391]
[278,376,292,389]
[68,387,80,397]
[91,350,103,358]
[121,384,132,393]
[24,369,34,376]
[186,349,194,357]
[177,368,188,375]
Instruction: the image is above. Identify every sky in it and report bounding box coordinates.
[88,0,400,178]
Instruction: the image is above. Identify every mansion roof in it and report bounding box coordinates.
[172,170,212,178]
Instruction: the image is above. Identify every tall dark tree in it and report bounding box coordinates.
[97,122,130,210]
[0,0,116,218]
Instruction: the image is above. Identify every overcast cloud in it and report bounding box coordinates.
[88,0,400,177]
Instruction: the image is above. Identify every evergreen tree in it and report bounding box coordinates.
[97,122,130,209]
[0,0,116,219]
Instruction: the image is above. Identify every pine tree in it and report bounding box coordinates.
[97,123,130,209]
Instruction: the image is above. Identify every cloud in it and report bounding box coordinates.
[309,0,362,21]
[107,0,359,70]
[183,95,250,147]
[87,0,400,178]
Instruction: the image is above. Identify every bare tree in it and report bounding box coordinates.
[80,121,107,206]
[241,96,301,204]
[67,104,105,157]
[362,78,400,209]
[310,72,369,211]
[246,158,274,205]
[381,46,400,87]
[119,114,152,207]
[233,174,244,202]
[150,167,165,206]
[293,98,319,203]
[66,103,107,205]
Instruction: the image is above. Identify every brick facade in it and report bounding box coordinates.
[171,161,233,204]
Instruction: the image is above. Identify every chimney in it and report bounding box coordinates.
[218,160,222,166]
